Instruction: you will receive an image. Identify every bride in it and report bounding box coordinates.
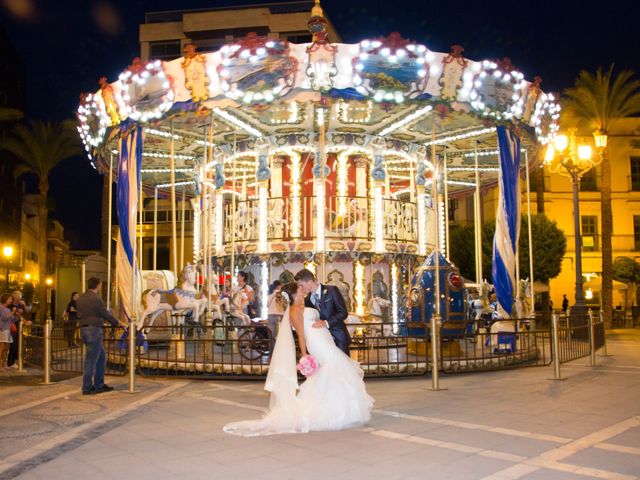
[223,282,374,436]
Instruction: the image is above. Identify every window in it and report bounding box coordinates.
[581,215,598,252]
[149,40,181,61]
[631,157,640,191]
[448,198,458,222]
[634,216,640,251]
[579,168,598,191]
[146,238,170,270]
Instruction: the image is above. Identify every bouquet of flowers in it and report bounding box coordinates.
[296,355,319,377]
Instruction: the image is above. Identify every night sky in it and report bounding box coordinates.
[2,0,639,249]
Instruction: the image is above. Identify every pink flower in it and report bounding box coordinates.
[296,355,319,377]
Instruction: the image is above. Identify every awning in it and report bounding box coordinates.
[584,278,628,291]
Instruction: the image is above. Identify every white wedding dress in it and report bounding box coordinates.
[223,307,374,436]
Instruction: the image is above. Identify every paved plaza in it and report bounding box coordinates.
[1,330,639,480]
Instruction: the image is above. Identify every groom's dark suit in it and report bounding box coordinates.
[305,284,351,355]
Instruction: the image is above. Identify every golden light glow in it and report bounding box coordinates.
[3,245,13,258]
[554,134,568,153]
[304,260,316,276]
[354,261,365,316]
[24,273,31,281]
[585,288,593,300]
[544,144,555,163]
[578,145,592,160]
[45,278,53,286]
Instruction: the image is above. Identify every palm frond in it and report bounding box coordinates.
[0,120,83,181]
[562,64,640,130]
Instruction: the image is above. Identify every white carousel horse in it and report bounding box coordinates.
[368,296,391,319]
[140,263,209,330]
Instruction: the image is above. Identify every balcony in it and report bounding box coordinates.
[224,196,419,246]
[564,234,640,254]
[564,234,600,253]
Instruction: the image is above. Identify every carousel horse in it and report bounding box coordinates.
[140,263,209,330]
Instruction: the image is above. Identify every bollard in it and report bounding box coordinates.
[43,317,52,384]
[550,313,566,381]
[17,320,25,372]
[600,309,609,357]
[128,322,136,393]
[588,309,596,367]
[430,314,446,391]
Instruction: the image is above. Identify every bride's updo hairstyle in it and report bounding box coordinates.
[280,282,299,306]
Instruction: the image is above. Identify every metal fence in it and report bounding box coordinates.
[132,321,430,379]
[22,323,44,369]
[18,312,606,383]
[555,313,605,364]
[440,319,553,373]
[48,324,127,376]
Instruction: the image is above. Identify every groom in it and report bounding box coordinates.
[294,268,351,355]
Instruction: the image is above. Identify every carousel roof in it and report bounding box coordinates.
[77,6,559,198]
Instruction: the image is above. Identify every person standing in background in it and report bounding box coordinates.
[7,290,30,368]
[64,292,80,347]
[77,277,120,395]
[562,294,569,314]
[0,293,20,371]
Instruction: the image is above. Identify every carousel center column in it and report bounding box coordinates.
[371,138,386,254]
[256,142,272,319]
[270,155,285,239]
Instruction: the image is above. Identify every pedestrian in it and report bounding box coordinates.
[77,277,120,395]
[7,290,30,368]
[0,293,20,371]
[562,294,569,314]
[63,292,79,347]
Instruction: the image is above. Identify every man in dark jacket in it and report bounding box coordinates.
[295,268,351,354]
[77,277,120,395]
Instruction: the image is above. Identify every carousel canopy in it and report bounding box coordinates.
[78,8,559,198]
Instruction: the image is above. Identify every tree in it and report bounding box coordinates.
[450,214,566,287]
[562,65,640,327]
[0,120,82,317]
[613,256,640,305]
[0,107,23,122]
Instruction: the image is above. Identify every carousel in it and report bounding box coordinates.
[77,2,559,372]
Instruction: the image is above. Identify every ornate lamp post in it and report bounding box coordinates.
[545,129,601,316]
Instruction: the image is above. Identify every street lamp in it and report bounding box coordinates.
[544,128,602,317]
[2,245,13,288]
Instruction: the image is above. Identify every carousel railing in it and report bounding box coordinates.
[437,318,553,373]
[126,319,429,379]
[222,195,418,245]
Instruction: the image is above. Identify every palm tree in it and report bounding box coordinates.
[0,120,82,317]
[563,65,640,327]
[0,107,23,122]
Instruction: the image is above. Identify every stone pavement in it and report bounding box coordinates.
[1,329,639,480]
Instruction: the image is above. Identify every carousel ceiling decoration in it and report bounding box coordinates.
[78,37,558,153]
[77,0,559,201]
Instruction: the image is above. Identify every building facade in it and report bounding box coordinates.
[542,119,640,310]
[0,25,26,285]
[139,1,340,62]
